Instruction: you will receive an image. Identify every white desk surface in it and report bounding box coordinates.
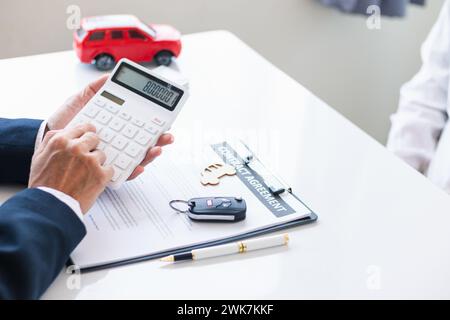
[2,31,450,299]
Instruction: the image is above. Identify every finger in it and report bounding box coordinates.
[155,133,174,147]
[81,74,109,102]
[51,75,110,127]
[90,150,106,165]
[139,146,162,168]
[76,131,100,151]
[41,129,62,149]
[65,123,97,139]
[127,166,145,181]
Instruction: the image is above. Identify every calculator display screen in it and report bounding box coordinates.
[112,63,183,111]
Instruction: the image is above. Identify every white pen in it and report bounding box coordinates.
[160,233,290,262]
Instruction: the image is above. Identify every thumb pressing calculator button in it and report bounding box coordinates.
[104,147,119,165]
[98,128,115,143]
[97,141,107,151]
[66,58,190,189]
[90,120,102,132]
[111,168,122,182]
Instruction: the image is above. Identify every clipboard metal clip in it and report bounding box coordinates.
[233,140,292,196]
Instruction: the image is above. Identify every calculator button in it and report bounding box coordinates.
[115,154,133,170]
[118,111,132,121]
[94,98,106,107]
[71,115,90,127]
[104,147,119,165]
[122,124,138,139]
[96,110,112,124]
[144,125,159,135]
[105,104,119,114]
[111,167,123,182]
[136,131,152,146]
[152,117,166,127]
[83,105,101,118]
[111,135,128,150]
[125,142,143,158]
[110,118,126,132]
[132,119,145,127]
[91,121,103,132]
[98,128,115,143]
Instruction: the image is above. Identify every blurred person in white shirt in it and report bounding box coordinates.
[388,0,450,192]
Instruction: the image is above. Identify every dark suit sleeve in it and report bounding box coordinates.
[0,188,86,299]
[0,118,43,185]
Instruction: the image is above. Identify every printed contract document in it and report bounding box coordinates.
[70,142,314,270]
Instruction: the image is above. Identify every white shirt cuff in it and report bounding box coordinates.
[37,187,84,222]
[35,120,47,151]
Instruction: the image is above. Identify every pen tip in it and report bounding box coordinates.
[160,256,174,262]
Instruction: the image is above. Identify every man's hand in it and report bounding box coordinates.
[46,75,174,180]
[29,124,113,213]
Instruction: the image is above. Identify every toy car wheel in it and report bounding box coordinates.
[94,54,115,71]
[154,51,173,66]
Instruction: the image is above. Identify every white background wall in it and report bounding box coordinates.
[0,0,444,142]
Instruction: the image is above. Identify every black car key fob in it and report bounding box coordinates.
[170,197,246,222]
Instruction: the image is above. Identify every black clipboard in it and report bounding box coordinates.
[69,204,317,273]
[68,142,318,272]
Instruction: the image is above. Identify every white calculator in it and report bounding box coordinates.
[68,58,189,189]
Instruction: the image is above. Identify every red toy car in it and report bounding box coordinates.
[74,15,182,70]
